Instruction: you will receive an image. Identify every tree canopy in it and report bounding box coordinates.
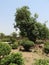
[14,6,49,42]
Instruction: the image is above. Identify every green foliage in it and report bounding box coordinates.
[33,59,49,65]
[11,42,19,49]
[0,52,24,65]
[15,6,31,23]
[20,40,34,51]
[14,6,39,42]
[36,22,49,39]
[0,42,11,57]
[34,13,38,19]
[44,42,49,54]
[14,6,49,42]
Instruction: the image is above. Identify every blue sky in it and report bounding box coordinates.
[0,0,49,35]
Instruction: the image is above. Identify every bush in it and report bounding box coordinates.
[0,52,24,65]
[33,59,49,65]
[0,42,11,57]
[20,40,34,51]
[44,42,49,54]
[11,42,19,49]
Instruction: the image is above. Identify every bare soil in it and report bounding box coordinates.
[11,46,49,65]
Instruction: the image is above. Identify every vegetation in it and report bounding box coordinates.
[33,59,49,65]
[11,32,17,39]
[14,6,49,42]
[44,42,49,54]
[0,42,11,58]
[0,52,24,65]
[20,40,34,51]
[0,33,5,40]
[11,42,19,49]
[0,6,49,65]
[36,22,49,39]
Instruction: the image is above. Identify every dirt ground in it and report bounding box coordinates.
[11,47,49,65]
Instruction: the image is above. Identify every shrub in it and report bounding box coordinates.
[0,42,11,57]
[20,40,34,51]
[11,42,19,49]
[0,52,24,65]
[44,42,49,54]
[33,59,49,65]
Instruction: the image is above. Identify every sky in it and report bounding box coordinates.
[0,0,49,35]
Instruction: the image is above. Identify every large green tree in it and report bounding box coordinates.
[14,6,49,42]
[14,6,39,42]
